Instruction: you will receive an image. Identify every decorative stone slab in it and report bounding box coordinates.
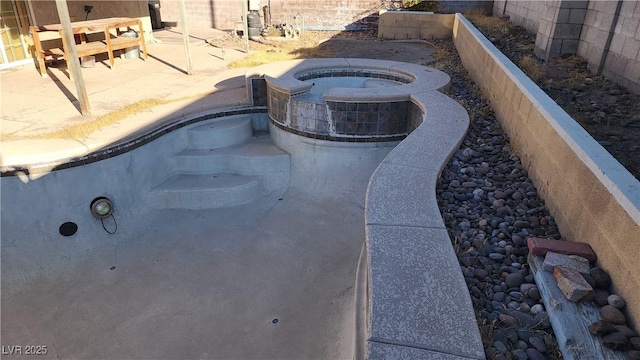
[529,255,627,360]
[527,237,597,262]
[367,225,484,359]
[543,251,591,274]
[367,341,480,360]
[553,266,595,302]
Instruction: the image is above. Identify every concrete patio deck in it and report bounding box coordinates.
[1,27,251,167]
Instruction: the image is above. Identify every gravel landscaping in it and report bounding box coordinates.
[432,37,563,359]
[465,14,640,181]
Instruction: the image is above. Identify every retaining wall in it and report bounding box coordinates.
[378,11,454,39]
[452,13,640,326]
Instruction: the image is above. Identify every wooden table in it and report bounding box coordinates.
[30,17,148,78]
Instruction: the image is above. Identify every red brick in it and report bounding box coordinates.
[527,237,597,262]
[553,266,595,302]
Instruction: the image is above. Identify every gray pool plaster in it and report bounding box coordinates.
[2,58,482,359]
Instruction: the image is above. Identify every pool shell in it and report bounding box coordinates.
[246,58,451,142]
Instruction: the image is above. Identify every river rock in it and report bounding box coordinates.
[588,320,615,336]
[603,332,629,350]
[525,348,546,360]
[601,305,626,325]
[607,294,626,309]
[594,289,610,306]
[506,273,524,288]
[590,267,612,289]
[614,325,639,339]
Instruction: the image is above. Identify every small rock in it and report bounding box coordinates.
[517,329,533,342]
[530,304,544,314]
[553,266,595,302]
[528,287,541,301]
[590,267,612,289]
[603,332,629,350]
[520,283,536,293]
[629,350,640,360]
[512,311,538,328]
[594,289,610,306]
[511,348,527,360]
[490,253,506,260]
[631,337,640,350]
[582,273,597,288]
[534,312,551,329]
[514,340,528,350]
[608,294,626,309]
[474,268,489,280]
[506,273,525,288]
[529,336,547,352]
[493,341,508,354]
[499,313,516,326]
[601,305,627,325]
[614,325,639,339]
[542,252,590,274]
[588,320,615,336]
[525,348,546,360]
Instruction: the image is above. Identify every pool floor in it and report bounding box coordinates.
[1,185,365,359]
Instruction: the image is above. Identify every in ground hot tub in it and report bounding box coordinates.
[246,58,450,142]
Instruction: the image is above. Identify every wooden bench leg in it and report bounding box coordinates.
[37,54,47,77]
[59,30,75,81]
[138,21,148,61]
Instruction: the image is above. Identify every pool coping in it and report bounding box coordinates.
[360,89,484,359]
[246,58,451,103]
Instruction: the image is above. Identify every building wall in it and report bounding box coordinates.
[452,13,640,327]
[159,0,381,30]
[31,0,148,24]
[29,0,152,41]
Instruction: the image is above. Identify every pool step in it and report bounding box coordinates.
[168,139,290,192]
[187,115,252,149]
[147,173,262,209]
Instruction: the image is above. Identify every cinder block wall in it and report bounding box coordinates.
[578,0,640,93]
[494,0,640,94]
[492,0,545,33]
[452,13,640,326]
[159,0,380,30]
[31,1,152,42]
[378,11,454,40]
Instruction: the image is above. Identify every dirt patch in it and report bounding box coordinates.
[465,13,640,181]
[224,31,435,68]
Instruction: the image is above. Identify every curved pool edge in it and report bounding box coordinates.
[359,90,485,359]
[0,104,261,178]
[1,84,251,174]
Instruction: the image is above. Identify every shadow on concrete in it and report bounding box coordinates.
[46,68,81,113]
[147,53,188,75]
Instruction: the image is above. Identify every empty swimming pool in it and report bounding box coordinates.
[1,58,471,359]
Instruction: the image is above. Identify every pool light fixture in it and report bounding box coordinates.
[90,197,113,219]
